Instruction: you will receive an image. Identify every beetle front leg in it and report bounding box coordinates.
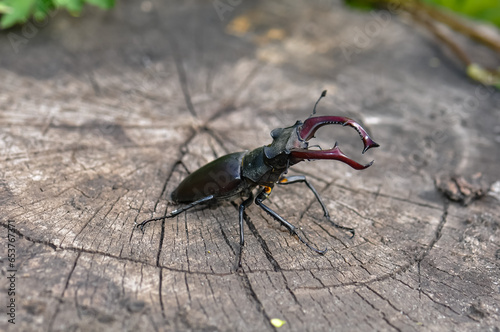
[254,186,327,254]
[135,195,215,232]
[278,176,355,238]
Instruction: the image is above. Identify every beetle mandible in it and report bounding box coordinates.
[136,91,379,266]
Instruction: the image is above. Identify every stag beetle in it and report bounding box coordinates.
[136,91,379,266]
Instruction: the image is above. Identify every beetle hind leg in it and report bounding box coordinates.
[135,195,215,232]
[254,187,327,255]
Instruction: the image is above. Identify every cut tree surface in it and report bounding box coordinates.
[1,1,499,331]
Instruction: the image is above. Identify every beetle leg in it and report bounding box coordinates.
[237,193,254,268]
[254,186,327,254]
[135,195,215,232]
[278,176,355,238]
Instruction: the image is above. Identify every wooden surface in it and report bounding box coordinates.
[1,0,500,331]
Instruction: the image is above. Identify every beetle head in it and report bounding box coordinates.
[264,90,379,170]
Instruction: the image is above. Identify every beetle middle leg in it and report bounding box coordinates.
[135,195,215,232]
[254,186,327,254]
[278,175,355,238]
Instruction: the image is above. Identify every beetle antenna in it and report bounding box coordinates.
[310,90,327,117]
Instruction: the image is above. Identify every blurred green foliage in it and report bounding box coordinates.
[345,0,500,28]
[0,0,115,29]
[422,0,500,27]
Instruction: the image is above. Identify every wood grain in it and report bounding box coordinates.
[1,1,499,331]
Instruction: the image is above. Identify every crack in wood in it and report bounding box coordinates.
[202,126,232,156]
[1,213,490,326]
[169,36,197,118]
[73,204,105,242]
[184,213,191,273]
[48,251,81,331]
[366,285,420,325]
[279,271,300,306]
[0,216,454,296]
[0,221,58,250]
[214,213,237,257]
[155,134,196,211]
[354,289,402,332]
[238,271,277,332]
[291,202,452,291]
[351,252,373,276]
[158,269,166,319]
[207,63,261,123]
[90,194,125,249]
[332,181,443,211]
[417,201,449,298]
[393,275,477,323]
[87,71,101,96]
[419,288,463,317]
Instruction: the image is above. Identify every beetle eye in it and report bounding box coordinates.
[270,128,283,139]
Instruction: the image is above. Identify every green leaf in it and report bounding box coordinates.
[479,8,500,26]
[53,0,84,13]
[0,0,37,28]
[0,0,116,28]
[424,0,500,28]
[33,0,55,21]
[460,0,498,16]
[0,3,13,14]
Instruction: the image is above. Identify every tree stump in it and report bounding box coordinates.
[1,1,499,331]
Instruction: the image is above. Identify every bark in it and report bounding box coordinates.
[1,1,499,331]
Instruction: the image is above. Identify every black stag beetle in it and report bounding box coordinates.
[137,91,379,266]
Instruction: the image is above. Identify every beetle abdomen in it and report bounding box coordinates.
[171,151,248,203]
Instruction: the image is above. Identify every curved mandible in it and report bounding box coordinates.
[298,116,379,154]
[290,143,374,170]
